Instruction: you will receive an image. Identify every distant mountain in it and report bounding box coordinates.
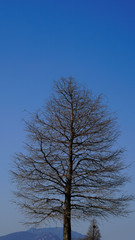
[0,231,35,240]
[0,227,85,240]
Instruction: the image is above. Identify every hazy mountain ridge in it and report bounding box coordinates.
[0,227,85,240]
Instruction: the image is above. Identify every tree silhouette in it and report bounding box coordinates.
[12,77,132,240]
[86,219,101,240]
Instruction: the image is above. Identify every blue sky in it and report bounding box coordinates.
[0,0,135,239]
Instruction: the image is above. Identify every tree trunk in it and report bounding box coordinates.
[63,91,73,240]
[63,191,71,240]
[63,146,72,240]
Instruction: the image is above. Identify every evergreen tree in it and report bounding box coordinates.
[86,219,101,240]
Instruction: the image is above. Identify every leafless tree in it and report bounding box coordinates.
[12,77,132,240]
[85,219,101,240]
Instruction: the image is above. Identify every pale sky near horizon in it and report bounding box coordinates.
[0,1,135,239]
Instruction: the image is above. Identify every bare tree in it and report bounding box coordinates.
[12,77,132,240]
[85,219,101,240]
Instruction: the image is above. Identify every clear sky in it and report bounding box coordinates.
[0,0,135,239]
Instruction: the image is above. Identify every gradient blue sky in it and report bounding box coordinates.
[0,0,135,239]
